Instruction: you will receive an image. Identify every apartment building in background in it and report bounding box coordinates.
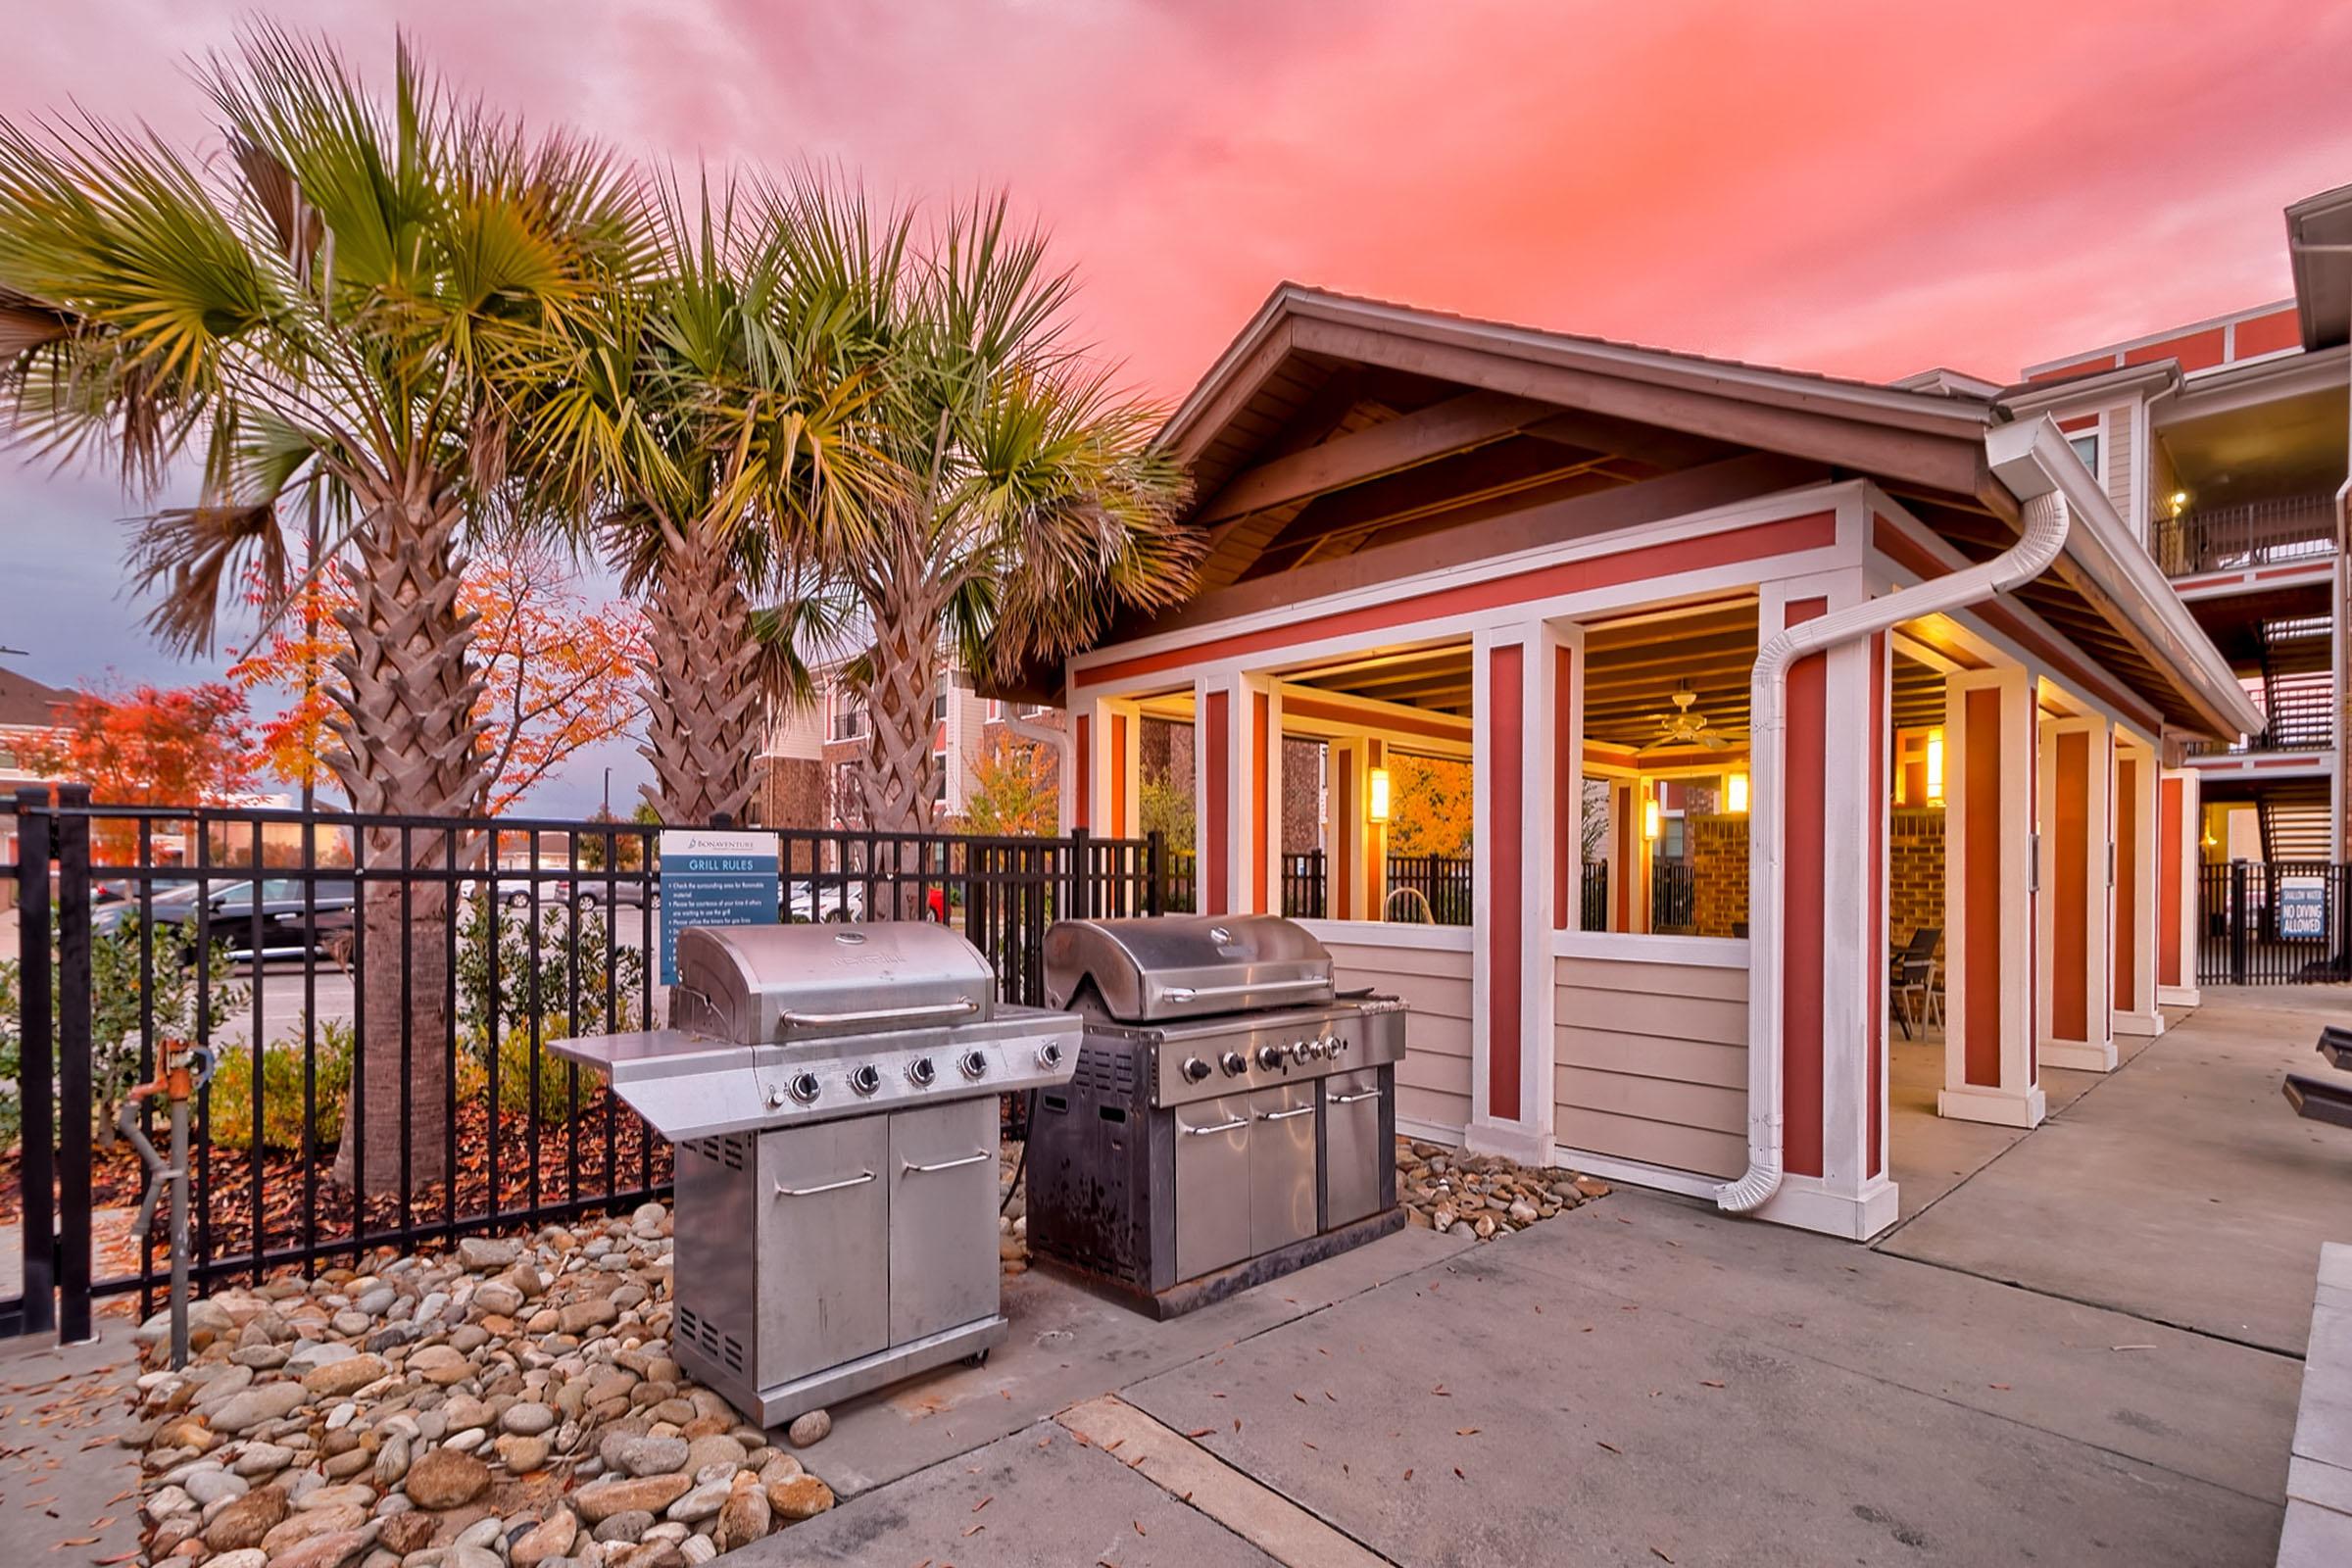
[1992,181,2352,862]
[753,662,1062,830]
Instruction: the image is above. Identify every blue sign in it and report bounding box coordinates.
[658,829,780,984]
[2279,877,2328,941]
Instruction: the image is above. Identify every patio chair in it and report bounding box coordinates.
[1889,926,1942,1040]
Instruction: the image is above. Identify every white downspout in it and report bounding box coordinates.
[1717,417,2077,1214]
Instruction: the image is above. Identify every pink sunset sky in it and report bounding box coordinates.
[3,0,2348,808]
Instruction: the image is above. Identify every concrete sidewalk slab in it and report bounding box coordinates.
[729,1419,1287,1568]
[1492,1187,2302,1503]
[1881,989,2352,1355]
[1121,1227,2279,1567]
[0,1328,145,1568]
[807,1219,1470,1496]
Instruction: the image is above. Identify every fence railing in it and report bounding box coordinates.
[1385,853,1473,925]
[2197,858,2352,985]
[1282,850,1326,919]
[1581,860,1609,931]
[1,788,1163,1341]
[1650,859,1696,932]
[2155,492,2340,577]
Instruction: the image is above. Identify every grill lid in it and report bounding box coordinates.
[1044,913,1334,1022]
[670,922,996,1045]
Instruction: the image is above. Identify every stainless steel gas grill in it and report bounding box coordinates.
[554,922,1079,1425]
[1025,914,1407,1318]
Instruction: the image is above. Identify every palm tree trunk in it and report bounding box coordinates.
[638,521,761,825]
[327,484,486,1197]
[855,583,946,838]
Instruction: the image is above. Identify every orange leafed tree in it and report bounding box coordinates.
[1386,753,1474,858]
[958,732,1059,837]
[231,546,648,815]
[20,683,260,860]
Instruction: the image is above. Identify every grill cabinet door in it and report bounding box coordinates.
[757,1117,888,1384]
[888,1098,1000,1344]
[1249,1078,1318,1254]
[1172,1092,1253,1281]
[1322,1067,1385,1228]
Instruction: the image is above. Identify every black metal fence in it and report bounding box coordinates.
[1651,860,1696,932]
[1386,853,1473,925]
[2,788,1165,1341]
[2198,858,2352,986]
[1581,861,1608,931]
[1282,851,1326,919]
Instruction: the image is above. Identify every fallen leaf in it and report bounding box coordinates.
[1133,1521,1147,1537]
[1989,1384,2011,1392]
[1184,1428,1213,1439]
[2110,1345,2156,1352]
[1456,1428,1480,1437]
[962,1522,985,1538]
[1293,1393,1306,1404]
[1650,1548,1676,1563]
[1452,1466,1466,1480]
[1597,1441,1622,1454]
[972,1495,993,1513]
[1699,1381,1724,1390]
[1403,1468,1415,1482]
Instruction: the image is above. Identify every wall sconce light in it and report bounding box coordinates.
[1642,796,1662,841]
[1367,766,1391,824]
[2169,489,2190,516]
[1726,771,1749,813]
[1925,729,1945,804]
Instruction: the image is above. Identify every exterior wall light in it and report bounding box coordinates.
[1726,771,1749,813]
[1642,796,1662,841]
[1925,729,1945,804]
[1367,766,1391,824]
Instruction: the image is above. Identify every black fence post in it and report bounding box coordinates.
[1145,830,1165,917]
[1068,827,1093,921]
[52,786,93,1344]
[2230,858,2249,986]
[14,787,53,1336]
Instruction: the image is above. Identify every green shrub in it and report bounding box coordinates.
[205,1018,355,1153]
[453,893,642,1121]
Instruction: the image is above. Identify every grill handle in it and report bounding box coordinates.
[772,1170,876,1199]
[1179,1115,1250,1137]
[776,998,980,1030]
[1326,1088,1384,1105]
[1257,1104,1316,1122]
[902,1150,991,1175]
[1160,975,1332,1004]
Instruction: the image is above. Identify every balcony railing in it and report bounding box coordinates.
[2155,492,2339,577]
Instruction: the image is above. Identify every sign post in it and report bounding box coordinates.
[658,828,781,985]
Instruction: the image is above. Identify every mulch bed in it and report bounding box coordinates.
[0,1090,674,1295]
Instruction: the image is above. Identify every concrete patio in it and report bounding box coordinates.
[6,987,2340,1566]
[739,986,2344,1567]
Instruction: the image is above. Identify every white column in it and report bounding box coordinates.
[2114,738,2164,1037]
[1465,620,1554,1165]
[2037,713,2118,1071]
[1940,666,2045,1127]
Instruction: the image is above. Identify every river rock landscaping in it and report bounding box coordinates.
[121,1202,837,1568]
[1396,1141,1612,1238]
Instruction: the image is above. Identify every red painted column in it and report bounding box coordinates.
[1780,598,1829,1181]
[1072,714,1092,830]
[1488,643,1525,1124]
[2115,754,2139,1011]
[1203,689,1230,915]
[1108,712,1128,837]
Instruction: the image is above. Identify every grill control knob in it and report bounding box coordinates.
[787,1071,821,1104]
[959,1050,989,1080]
[906,1055,937,1087]
[849,1063,882,1097]
[1181,1055,1212,1083]
[1220,1051,1248,1076]
[1325,1032,1346,1056]
[1255,1043,1285,1070]
[1038,1041,1064,1070]
[1291,1039,1314,1064]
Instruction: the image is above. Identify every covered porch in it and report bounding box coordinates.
[1037,287,2258,1240]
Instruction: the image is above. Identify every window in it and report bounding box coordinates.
[933,693,950,723]
[930,750,950,806]
[2068,431,2100,478]
[986,699,1003,722]
[1018,703,1049,719]
[830,699,867,742]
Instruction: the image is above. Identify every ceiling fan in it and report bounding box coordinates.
[1639,682,1742,752]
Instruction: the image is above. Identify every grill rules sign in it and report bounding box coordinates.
[659,828,780,984]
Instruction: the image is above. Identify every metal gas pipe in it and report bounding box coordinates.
[118,1037,214,1368]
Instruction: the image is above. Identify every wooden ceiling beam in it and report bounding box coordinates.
[1197,388,1553,528]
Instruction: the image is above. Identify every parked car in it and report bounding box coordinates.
[781,883,948,922]
[94,876,360,963]
[553,875,654,908]
[461,874,550,909]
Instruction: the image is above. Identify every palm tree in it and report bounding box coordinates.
[768,178,1200,833]
[531,177,878,825]
[0,27,646,1191]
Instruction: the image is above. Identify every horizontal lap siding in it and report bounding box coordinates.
[1554,956,1748,1180]
[1327,940,1472,1134]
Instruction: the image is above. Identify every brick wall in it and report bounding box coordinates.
[1688,812,1748,938]
[1888,808,1945,959]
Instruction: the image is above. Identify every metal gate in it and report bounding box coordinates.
[2197,858,2352,986]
